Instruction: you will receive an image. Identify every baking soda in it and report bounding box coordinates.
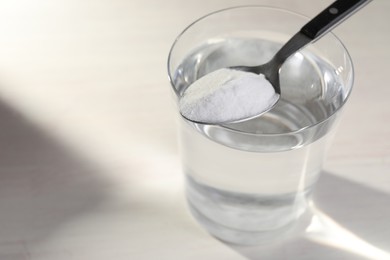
[179,68,279,124]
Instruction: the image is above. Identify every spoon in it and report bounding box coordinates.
[232,0,372,95]
[180,0,372,125]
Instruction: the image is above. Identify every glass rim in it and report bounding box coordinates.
[167,5,354,137]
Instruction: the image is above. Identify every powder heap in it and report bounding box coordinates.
[179,68,279,124]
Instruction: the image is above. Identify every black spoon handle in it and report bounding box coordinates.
[301,0,372,40]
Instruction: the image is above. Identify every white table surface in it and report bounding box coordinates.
[0,0,388,259]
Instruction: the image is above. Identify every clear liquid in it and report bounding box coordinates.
[173,38,345,244]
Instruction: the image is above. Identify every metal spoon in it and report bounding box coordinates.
[180,0,371,125]
[232,0,372,95]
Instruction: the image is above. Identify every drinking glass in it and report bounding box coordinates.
[167,6,353,245]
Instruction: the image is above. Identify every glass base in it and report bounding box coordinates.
[186,175,312,245]
[188,199,305,245]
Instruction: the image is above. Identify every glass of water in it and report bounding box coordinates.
[168,6,353,245]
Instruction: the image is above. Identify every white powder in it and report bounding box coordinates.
[179,68,279,124]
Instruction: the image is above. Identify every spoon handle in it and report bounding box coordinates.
[301,0,372,40]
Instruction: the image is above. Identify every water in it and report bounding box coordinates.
[172,38,346,244]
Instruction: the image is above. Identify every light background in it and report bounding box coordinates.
[0,0,388,259]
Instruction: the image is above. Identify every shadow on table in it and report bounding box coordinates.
[0,100,114,258]
[227,172,390,260]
